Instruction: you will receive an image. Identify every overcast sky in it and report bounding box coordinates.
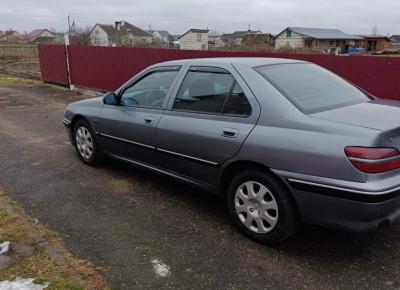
[1,0,399,35]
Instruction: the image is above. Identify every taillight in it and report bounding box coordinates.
[345,147,400,174]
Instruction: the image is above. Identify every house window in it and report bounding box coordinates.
[286,29,292,38]
[330,41,334,46]
[197,33,202,41]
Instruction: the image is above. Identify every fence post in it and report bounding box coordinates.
[64,34,74,90]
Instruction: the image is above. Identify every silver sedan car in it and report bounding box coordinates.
[63,58,400,244]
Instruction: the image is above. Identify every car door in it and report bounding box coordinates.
[155,65,260,187]
[96,66,181,164]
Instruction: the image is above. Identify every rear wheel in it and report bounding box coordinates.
[73,119,101,165]
[227,169,298,244]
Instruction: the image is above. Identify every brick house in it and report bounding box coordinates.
[26,29,56,42]
[221,30,261,46]
[90,21,152,46]
[355,36,391,52]
[241,33,275,50]
[178,29,209,50]
[275,27,363,54]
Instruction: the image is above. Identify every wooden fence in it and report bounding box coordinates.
[0,45,38,60]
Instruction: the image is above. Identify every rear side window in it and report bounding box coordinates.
[173,67,251,116]
[223,83,251,116]
[256,63,370,114]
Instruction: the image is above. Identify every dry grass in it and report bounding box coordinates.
[0,74,65,92]
[0,75,21,85]
[0,189,109,290]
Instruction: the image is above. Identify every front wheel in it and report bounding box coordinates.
[227,169,298,245]
[73,119,102,165]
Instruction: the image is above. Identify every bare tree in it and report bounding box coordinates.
[371,25,379,36]
[70,25,92,46]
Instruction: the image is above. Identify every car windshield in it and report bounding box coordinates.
[256,63,371,113]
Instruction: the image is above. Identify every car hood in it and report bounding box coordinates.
[69,96,103,107]
[310,99,400,132]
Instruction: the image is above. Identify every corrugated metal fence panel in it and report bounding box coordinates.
[40,45,400,100]
[38,44,69,85]
[66,46,260,91]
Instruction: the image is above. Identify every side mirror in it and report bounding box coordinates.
[103,92,117,105]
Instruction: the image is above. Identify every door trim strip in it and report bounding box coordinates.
[98,133,219,166]
[98,133,155,149]
[157,148,219,166]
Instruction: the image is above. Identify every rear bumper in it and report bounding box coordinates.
[273,170,400,232]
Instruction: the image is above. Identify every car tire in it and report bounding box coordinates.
[73,119,102,166]
[227,169,298,245]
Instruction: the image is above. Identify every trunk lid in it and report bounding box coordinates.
[311,99,400,132]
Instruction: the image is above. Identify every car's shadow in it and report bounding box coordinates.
[97,156,400,264]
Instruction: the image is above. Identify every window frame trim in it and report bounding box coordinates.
[170,66,252,118]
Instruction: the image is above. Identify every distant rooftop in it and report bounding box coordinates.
[96,21,152,38]
[221,30,263,41]
[178,28,209,39]
[391,35,400,42]
[357,35,390,40]
[147,30,170,38]
[27,29,54,39]
[285,27,363,40]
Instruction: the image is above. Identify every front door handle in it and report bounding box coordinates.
[144,117,155,125]
[222,128,239,138]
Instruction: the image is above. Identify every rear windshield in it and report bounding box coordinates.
[256,63,371,113]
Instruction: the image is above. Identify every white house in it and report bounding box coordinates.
[275,27,363,54]
[146,30,171,43]
[178,29,209,50]
[90,21,152,46]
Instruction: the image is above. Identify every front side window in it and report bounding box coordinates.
[120,70,178,108]
[173,67,251,116]
[286,29,292,38]
[256,63,371,113]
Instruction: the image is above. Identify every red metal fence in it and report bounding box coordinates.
[38,45,69,85]
[39,44,400,100]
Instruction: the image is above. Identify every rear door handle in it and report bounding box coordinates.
[144,116,155,125]
[222,128,239,138]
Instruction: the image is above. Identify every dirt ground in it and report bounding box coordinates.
[1,75,400,290]
[0,59,41,80]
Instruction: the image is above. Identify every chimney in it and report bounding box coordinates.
[115,21,121,30]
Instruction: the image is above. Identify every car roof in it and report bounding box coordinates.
[157,57,306,67]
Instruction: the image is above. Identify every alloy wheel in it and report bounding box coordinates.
[75,126,94,160]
